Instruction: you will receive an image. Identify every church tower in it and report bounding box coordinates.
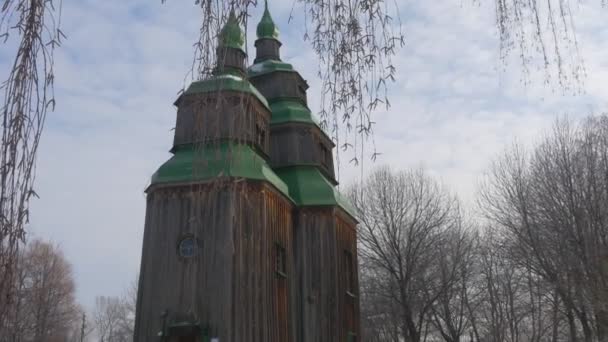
[248,4,360,341]
[134,6,360,342]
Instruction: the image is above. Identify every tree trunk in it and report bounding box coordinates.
[566,307,577,342]
[581,311,594,342]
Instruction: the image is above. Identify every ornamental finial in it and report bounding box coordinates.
[256,0,279,40]
[219,10,245,49]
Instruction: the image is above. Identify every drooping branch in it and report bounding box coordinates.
[162,0,256,82]
[163,0,403,172]
[0,0,63,330]
[170,0,597,172]
[297,0,404,169]
[493,0,589,92]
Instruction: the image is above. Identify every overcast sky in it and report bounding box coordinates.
[2,0,606,312]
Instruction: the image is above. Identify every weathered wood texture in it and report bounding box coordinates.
[336,213,360,340]
[249,72,308,106]
[254,39,281,64]
[270,123,336,181]
[134,181,293,342]
[174,92,270,155]
[216,47,247,72]
[293,207,360,342]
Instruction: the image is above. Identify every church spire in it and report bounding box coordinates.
[219,10,245,50]
[256,0,279,40]
[215,10,247,75]
[253,1,282,63]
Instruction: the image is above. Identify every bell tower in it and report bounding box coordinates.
[134,5,360,341]
[248,3,361,341]
[134,12,295,342]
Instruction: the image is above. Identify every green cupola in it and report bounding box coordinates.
[219,10,245,50]
[149,8,290,199]
[212,11,247,76]
[256,1,279,40]
[252,1,282,63]
[247,4,355,218]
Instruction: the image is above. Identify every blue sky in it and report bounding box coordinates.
[3,0,606,311]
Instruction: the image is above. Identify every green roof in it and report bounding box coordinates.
[274,166,356,218]
[270,100,318,125]
[151,142,291,199]
[184,73,270,109]
[219,11,245,50]
[256,1,279,40]
[247,59,294,77]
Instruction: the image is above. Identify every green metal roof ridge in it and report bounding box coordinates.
[268,100,334,144]
[151,142,291,199]
[256,1,280,40]
[247,59,294,77]
[273,166,356,218]
[184,74,270,109]
[219,11,245,50]
[269,100,318,125]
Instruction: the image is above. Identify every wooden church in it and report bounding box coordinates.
[133,4,360,341]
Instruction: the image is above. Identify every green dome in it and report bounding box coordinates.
[219,11,245,49]
[256,1,279,40]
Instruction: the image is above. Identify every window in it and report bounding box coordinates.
[178,237,198,258]
[298,85,307,101]
[319,143,330,167]
[344,250,355,296]
[255,124,265,148]
[275,244,287,278]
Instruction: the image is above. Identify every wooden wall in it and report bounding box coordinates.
[249,72,308,106]
[269,123,336,181]
[134,181,293,342]
[292,207,360,342]
[173,93,271,156]
[336,212,360,341]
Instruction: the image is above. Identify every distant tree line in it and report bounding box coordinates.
[0,239,80,342]
[0,238,136,342]
[93,281,137,342]
[355,114,608,342]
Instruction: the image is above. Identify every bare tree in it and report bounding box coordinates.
[469,229,534,342]
[480,115,608,342]
[0,0,64,330]
[119,275,138,341]
[349,166,468,342]
[1,238,79,342]
[427,224,477,342]
[465,225,583,342]
[360,264,403,342]
[94,275,138,342]
[94,296,130,342]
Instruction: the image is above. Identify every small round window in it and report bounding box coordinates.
[178,237,198,258]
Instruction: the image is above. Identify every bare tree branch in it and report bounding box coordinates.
[0,0,63,330]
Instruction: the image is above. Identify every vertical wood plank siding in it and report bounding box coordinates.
[133,181,292,342]
[293,207,359,342]
[269,124,336,181]
[249,72,308,106]
[174,94,271,157]
[336,212,360,341]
